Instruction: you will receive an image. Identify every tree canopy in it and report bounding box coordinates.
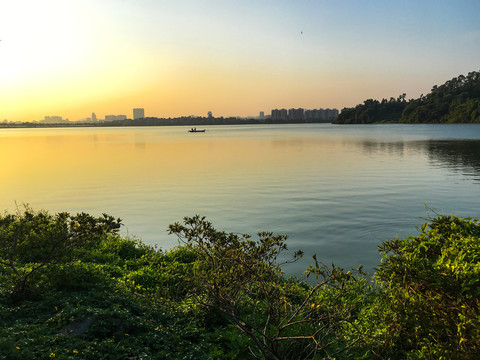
[335,70,480,124]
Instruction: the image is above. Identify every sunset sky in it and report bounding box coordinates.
[0,0,479,122]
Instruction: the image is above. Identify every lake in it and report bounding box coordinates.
[2,123,480,275]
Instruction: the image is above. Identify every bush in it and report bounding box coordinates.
[0,208,121,301]
[376,215,480,359]
[169,215,365,360]
[3,208,480,359]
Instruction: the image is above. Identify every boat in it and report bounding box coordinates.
[188,128,206,133]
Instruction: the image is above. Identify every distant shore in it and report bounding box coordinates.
[0,117,334,129]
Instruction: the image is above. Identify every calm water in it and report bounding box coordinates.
[2,124,480,275]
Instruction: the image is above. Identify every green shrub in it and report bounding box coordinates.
[0,208,121,301]
[3,208,480,359]
[376,215,480,359]
[169,215,365,360]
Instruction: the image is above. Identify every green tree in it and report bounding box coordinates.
[336,70,480,124]
[168,215,364,360]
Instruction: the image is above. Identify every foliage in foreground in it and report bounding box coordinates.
[375,214,480,359]
[168,216,365,359]
[0,209,121,302]
[0,209,479,359]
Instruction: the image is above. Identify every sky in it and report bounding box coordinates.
[0,0,479,122]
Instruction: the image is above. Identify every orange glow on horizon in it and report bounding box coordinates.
[0,1,478,122]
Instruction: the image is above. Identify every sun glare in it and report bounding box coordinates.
[0,1,164,121]
[0,1,88,82]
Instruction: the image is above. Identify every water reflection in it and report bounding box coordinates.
[425,140,480,177]
[359,140,406,157]
[2,125,480,276]
[357,139,480,182]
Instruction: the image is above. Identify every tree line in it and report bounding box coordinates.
[335,70,480,124]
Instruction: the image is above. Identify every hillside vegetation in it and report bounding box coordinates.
[335,70,480,124]
[1,209,479,359]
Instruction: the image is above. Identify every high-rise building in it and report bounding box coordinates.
[288,108,305,121]
[259,111,265,119]
[133,108,145,120]
[92,112,97,122]
[105,115,127,121]
[272,107,338,122]
[207,111,213,118]
[271,109,288,121]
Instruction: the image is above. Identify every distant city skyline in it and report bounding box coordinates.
[16,105,338,124]
[0,0,479,122]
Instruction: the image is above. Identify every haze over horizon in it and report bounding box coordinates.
[0,0,479,122]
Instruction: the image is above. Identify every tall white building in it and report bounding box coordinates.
[133,108,145,120]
